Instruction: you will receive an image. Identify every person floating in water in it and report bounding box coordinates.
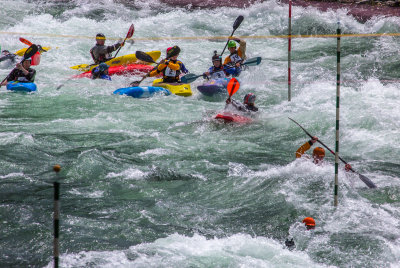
[285,217,316,250]
[296,136,352,171]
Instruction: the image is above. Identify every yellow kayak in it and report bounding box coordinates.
[152,78,192,97]
[70,50,161,72]
[15,46,51,56]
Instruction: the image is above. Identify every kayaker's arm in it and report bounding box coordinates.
[165,60,180,71]
[238,39,247,60]
[295,141,312,158]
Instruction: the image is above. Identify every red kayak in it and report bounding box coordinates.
[215,111,252,123]
[73,64,154,78]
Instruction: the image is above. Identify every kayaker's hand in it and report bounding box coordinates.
[203,72,209,79]
[16,63,23,70]
[235,62,241,68]
[345,164,352,172]
[229,36,240,42]
[226,98,232,104]
[310,136,318,144]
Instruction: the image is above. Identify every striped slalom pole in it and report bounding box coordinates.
[288,0,292,101]
[53,165,61,268]
[334,25,341,207]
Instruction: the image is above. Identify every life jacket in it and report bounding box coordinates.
[208,66,226,79]
[7,68,36,82]
[228,51,242,65]
[90,43,120,64]
[160,60,183,82]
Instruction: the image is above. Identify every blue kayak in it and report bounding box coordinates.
[6,81,37,92]
[197,78,229,97]
[113,86,171,98]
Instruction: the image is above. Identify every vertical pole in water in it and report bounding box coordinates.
[334,25,341,207]
[288,0,292,101]
[53,165,61,268]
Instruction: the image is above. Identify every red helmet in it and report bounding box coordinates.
[244,93,256,105]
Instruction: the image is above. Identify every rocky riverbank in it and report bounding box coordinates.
[159,0,400,22]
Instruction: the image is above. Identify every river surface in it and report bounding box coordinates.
[0,0,399,267]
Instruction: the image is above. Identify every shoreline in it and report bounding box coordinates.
[281,0,400,22]
[159,0,400,22]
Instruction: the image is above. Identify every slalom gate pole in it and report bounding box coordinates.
[53,165,61,268]
[334,25,341,207]
[288,0,292,101]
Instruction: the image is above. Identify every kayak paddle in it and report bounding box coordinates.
[227,77,240,97]
[129,48,179,87]
[0,44,38,88]
[70,24,134,71]
[180,57,262,84]
[288,117,377,189]
[128,51,157,87]
[220,15,244,57]
[19,37,49,53]
[112,24,134,59]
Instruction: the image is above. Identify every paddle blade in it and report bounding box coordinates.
[19,37,33,46]
[23,45,39,60]
[243,57,262,66]
[233,15,244,30]
[357,173,377,188]
[136,51,156,63]
[126,24,135,39]
[227,78,240,97]
[181,73,200,84]
[129,81,141,87]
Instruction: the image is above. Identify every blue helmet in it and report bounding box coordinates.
[98,63,109,72]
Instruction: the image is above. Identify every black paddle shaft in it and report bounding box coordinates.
[288,117,377,188]
[220,15,244,57]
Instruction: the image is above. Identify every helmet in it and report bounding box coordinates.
[212,50,221,62]
[228,40,237,48]
[167,45,180,58]
[244,93,256,105]
[313,147,325,157]
[96,33,106,40]
[302,217,315,227]
[98,63,109,72]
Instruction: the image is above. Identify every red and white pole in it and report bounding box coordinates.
[288,0,292,101]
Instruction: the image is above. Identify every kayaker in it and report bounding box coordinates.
[223,37,246,67]
[203,51,241,79]
[225,93,258,113]
[149,46,188,83]
[284,217,316,250]
[90,33,124,64]
[296,136,352,170]
[302,217,315,230]
[0,50,16,63]
[0,57,36,86]
[91,63,111,80]
[203,51,226,80]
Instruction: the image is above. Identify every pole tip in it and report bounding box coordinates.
[53,165,61,173]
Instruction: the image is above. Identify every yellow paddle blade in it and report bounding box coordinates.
[70,64,90,71]
[15,46,52,56]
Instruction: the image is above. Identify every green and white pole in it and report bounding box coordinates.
[334,24,341,207]
[53,165,61,268]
